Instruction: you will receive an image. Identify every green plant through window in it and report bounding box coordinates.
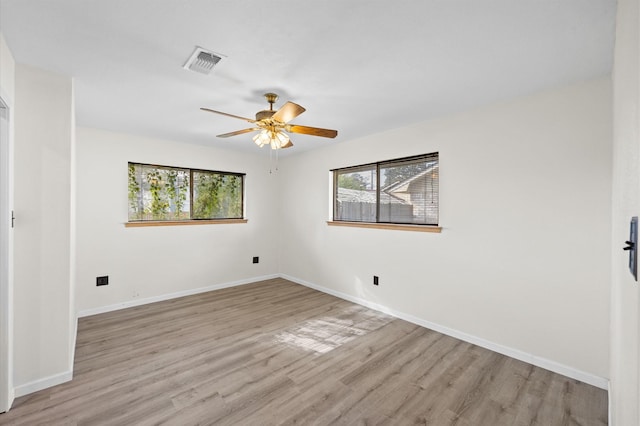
[127,162,244,221]
[128,163,141,219]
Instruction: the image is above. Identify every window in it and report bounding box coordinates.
[128,162,244,222]
[333,153,439,226]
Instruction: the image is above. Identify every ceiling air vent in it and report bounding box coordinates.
[183,46,223,75]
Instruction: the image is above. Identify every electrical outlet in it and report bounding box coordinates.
[253,256,259,264]
[373,276,379,286]
[96,276,109,286]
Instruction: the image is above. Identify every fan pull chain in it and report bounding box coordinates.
[268,147,280,174]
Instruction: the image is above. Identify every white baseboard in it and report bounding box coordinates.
[281,273,609,390]
[14,371,72,398]
[77,274,280,318]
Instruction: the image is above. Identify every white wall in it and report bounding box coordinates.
[610,0,639,423]
[279,78,612,385]
[0,34,14,102]
[13,64,74,394]
[75,128,280,314]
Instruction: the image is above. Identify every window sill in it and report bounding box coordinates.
[125,219,248,228]
[326,221,442,233]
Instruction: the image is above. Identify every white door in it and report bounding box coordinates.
[0,96,12,413]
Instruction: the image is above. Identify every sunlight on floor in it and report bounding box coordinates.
[275,307,393,354]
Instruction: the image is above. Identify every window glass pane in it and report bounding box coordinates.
[128,163,144,221]
[165,168,190,220]
[192,171,243,219]
[380,157,438,224]
[335,166,377,222]
[143,165,168,220]
[129,165,190,221]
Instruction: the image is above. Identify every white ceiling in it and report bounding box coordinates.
[0,0,616,156]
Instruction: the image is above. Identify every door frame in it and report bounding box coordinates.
[0,92,14,413]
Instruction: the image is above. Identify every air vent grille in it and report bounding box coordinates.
[183,47,223,75]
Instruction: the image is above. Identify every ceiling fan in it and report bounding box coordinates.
[201,93,338,150]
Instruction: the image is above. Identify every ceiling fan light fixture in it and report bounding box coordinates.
[272,131,290,149]
[253,130,270,147]
[253,128,290,149]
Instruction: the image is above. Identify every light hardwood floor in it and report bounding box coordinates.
[0,278,607,425]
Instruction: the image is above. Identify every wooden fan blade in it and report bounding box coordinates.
[286,124,338,138]
[200,108,256,123]
[281,140,294,149]
[272,102,306,123]
[217,128,260,138]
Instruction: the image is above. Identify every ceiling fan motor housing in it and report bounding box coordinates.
[255,110,276,121]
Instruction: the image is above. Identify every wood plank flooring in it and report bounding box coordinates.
[0,278,608,425]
